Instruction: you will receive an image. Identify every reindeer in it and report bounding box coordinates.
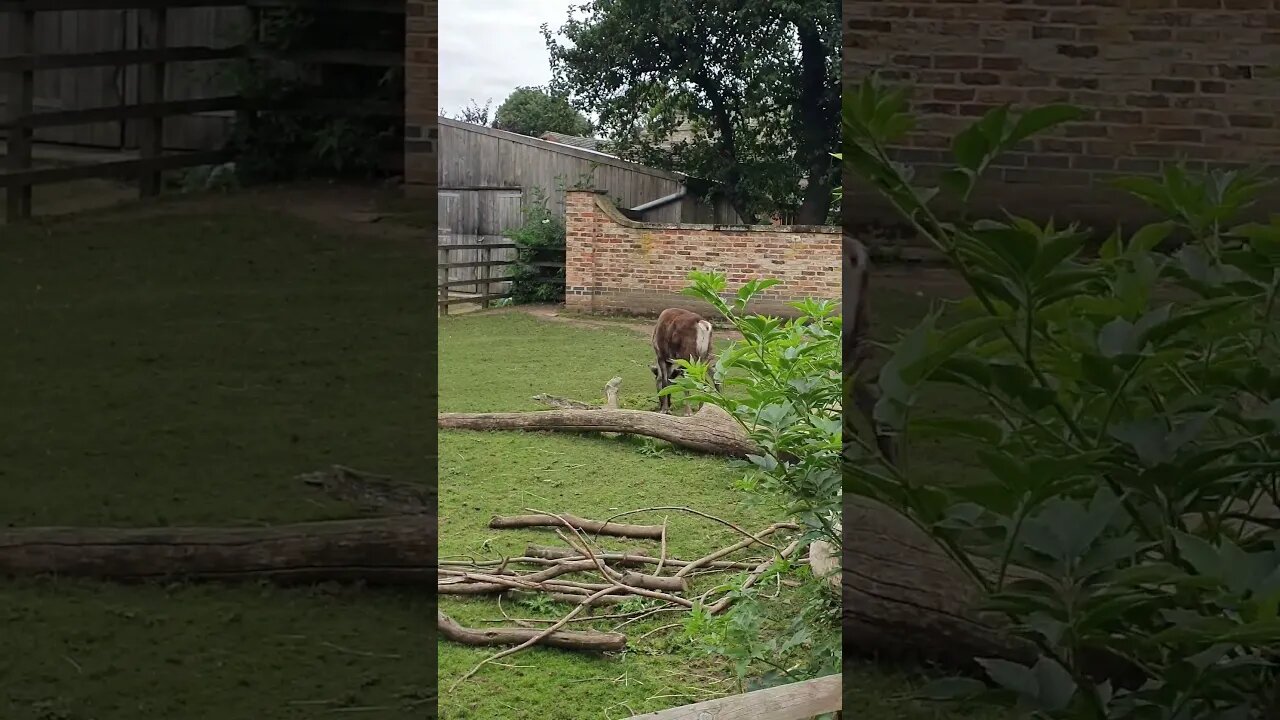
[844,233,897,465]
[651,307,719,414]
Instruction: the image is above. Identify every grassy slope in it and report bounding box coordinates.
[437,304,1000,720]
[0,206,431,719]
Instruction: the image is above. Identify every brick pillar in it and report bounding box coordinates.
[404,0,436,197]
[564,190,602,312]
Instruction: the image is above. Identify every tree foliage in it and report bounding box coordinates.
[493,86,593,138]
[543,0,840,225]
[225,7,401,182]
[844,74,1280,719]
[451,98,493,126]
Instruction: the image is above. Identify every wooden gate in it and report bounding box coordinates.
[437,188,523,311]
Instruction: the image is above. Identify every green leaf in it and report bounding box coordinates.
[1109,418,1167,467]
[1079,353,1117,391]
[1128,221,1176,255]
[1031,656,1077,712]
[1009,105,1084,146]
[971,226,1040,275]
[910,416,1006,445]
[1173,531,1222,580]
[1028,230,1088,280]
[1100,226,1122,261]
[975,657,1038,698]
[940,168,975,200]
[952,124,991,173]
[1097,317,1139,358]
[901,317,1004,384]
[978,449,1031,494]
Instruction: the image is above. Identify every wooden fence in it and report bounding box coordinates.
[624,675,841,720]
[0,0,404,222]
[437,240,566,315]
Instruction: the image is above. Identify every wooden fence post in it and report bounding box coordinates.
[4,9,36,222]
[479,242,491,309]
[138,6,168,198]
[438,243,449,316]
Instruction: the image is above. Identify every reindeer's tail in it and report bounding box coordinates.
[694,320,713,358]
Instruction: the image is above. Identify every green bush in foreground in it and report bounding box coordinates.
[844,74,1280,718]
[667,275,842,697]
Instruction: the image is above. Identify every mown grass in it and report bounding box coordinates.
[0,202,431,719]
[437,297,1000,720]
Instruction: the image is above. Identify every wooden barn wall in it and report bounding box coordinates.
[438,116,693,223]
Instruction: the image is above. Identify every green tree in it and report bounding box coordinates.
[492,86,593,138]
[544,0,840,225]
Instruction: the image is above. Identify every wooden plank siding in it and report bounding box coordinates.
[0,5,249,150]
[439,116,736,225]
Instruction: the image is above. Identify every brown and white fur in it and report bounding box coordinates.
[651,307,719,414]
[844,234,897,465]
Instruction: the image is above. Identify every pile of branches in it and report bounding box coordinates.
[437,507,801,689]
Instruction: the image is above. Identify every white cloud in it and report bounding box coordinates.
[439,0,580,118]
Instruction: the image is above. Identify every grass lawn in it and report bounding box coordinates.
[0,197,431,719]
[437,294,1000,720]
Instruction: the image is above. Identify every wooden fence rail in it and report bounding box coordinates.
[0,0,404,221]
[436,242,566,315]
[623,674,841,720]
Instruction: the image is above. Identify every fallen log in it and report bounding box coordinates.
[438,611,626,652]
[842,496,1032,670]
[439,404,759,458]
[298,465,431,515]
[843,496,1147,686]
[490,513,664,539]
[0,517,433,586]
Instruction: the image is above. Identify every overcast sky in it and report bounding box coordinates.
[439,1,580,118]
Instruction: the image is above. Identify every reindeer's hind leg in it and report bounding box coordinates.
[652,361,672,414]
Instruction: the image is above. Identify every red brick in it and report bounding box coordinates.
[843,0,1280,230]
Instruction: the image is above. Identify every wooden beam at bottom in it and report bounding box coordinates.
[0,149,230,188]
[438,292,511,307]
[623,674,840,720]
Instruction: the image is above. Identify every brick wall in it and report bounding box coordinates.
[565,190,840,317]
[404,0,436,197]
[843,0,1280,236]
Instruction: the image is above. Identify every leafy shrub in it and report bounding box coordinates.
[504,188,566,304]
[669,273,842,691]
[223,8,402,183]
[844,73,1280,718]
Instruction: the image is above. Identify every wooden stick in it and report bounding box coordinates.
[655,516,669,576]
[674,523,795,578]
[708,540,802,614]
[449,585,626,691]
[438,611,625,652]
[618,570,688,593]
[521,546,758,571]
[598,507,788,554]
[489,513,664,540]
